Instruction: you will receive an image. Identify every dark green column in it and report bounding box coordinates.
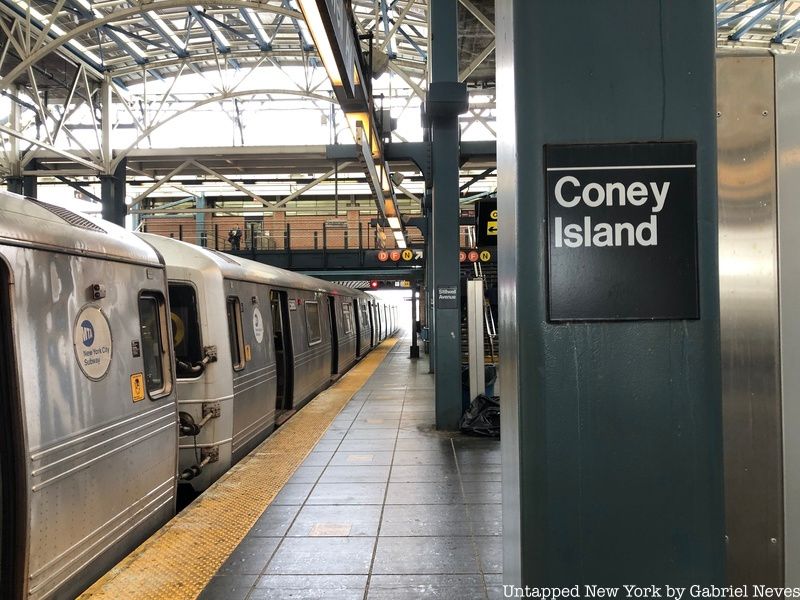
[22,162,37,199]
[101,158,127,226]
[428,0,467,430]
[6,177,23,195]
[496,0,724,586]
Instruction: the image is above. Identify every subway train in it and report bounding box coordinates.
[0,192,398,600]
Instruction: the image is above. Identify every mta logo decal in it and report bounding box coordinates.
[81,320,95,347]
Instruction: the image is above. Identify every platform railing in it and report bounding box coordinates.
[140,221,403,252]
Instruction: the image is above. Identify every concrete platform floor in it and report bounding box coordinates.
[199,336,503,600]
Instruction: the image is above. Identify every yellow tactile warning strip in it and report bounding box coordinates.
[79,337,399,600]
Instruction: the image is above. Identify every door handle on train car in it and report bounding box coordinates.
[176,345,218,377]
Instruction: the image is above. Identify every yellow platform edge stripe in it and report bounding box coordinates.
[79,337,399,600]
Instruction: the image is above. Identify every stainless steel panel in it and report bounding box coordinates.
[355,298,372,357]
[229,279,276,463]
[718,54,784,585]
[334,296,357,372]
[170,266,234,493]
[0,192,161,267]
[1,244,178,599]
[775,53,800,587]
[286,289,332,408]
[467,279,486,400]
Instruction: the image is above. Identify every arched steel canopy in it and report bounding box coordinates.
[0,0,430,88]
[717,0,800,50]
[3,0,793,220]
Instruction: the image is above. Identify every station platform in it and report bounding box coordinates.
[81,335,502,600]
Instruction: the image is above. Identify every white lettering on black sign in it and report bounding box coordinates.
[546,142,700,321]
[437,286,458,309]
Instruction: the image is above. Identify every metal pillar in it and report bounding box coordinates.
[6,178,23,195]
[410,284,420,359]
[428,0,468,430]
[497,0,724,586]
[101,158,127,227]
[23,159,38,199]
[423,189,434,370]
[7,84,22,196]
[197,193,207,246]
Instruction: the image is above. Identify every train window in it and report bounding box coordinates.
[138,292,173,399]
[227,297,246,371]
[360,304,370,329]
[305,301,322,345]
[168,284,202,379]
[342,304,354,334]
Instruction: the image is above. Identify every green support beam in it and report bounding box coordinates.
[497,0,724,586]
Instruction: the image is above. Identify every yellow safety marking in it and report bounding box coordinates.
[130,373,145,403]
[79,337,399,600]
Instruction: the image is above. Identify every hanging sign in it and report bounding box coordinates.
[476,200,498,247]
[545,142,700,321]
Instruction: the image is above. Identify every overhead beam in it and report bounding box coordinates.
[0,0,302,91]
[274,160,355,207]
[302,268,423,281]
[0,123,102,171]
[458,0,495,33]
[190,160,269,206]
[129,160,193,207]
[459,41,495,82]
[297,0,404,242]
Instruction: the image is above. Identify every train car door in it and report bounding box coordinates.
[368,301,376,347]
[353,299,361,357]
[0,259,24,599]
[327,296,338,375]
[270,290,294,424]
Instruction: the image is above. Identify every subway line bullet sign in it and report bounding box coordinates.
[545,142,700,321]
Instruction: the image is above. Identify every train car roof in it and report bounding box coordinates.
[0,192,162,266]
[138,233,366,298]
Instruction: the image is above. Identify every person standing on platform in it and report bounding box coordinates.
[228,226,242,251]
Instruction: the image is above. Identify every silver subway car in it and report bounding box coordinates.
[0,192,177,599]
[0,194,397,599]
[137,235,394,493]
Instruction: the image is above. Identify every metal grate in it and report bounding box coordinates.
[26,199,106,234]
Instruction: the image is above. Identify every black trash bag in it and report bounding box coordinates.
[460,394,500,438]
